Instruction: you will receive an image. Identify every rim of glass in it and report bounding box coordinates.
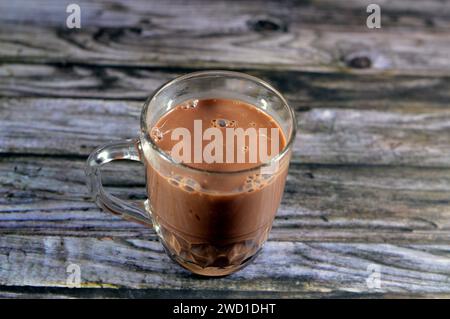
[140,70,297,175]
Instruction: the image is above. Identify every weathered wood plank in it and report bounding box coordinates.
[2,0,449,29]
[0,64,179,100]
[0,285,392,299]
[1,235,450,295]
[2,286,450,299]
[0,0,448,297]
[1,64,450,106]
[1,156,450,243]
[0,23,449,74]
[1,96,450,166]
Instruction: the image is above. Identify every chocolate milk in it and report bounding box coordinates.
[145,98,289,276]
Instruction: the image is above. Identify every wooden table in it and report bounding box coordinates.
[1,0,450,298]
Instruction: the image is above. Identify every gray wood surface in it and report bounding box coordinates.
[0,0,449,74]
[2,235,450,297]
[2,156,450,243]
[0,0,449,298]
[1,76,450,166]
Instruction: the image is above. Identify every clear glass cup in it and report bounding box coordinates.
[86,71,297,276]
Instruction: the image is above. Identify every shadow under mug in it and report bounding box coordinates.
[86,71,297,276]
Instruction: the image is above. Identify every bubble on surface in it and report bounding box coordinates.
[168,174,183,186]
[180,99,199,109]
[168,175,201,192]
[151,127,163,141]
[211,118,237,128]
[241,172,274,192]
[243,183,255,193]
[180,177,201,193]
[217,119,227,127]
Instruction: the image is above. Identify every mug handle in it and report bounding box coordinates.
[85,138,152,226]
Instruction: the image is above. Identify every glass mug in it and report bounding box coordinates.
[86,71,297,276]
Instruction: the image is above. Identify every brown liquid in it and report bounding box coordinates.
[145,98,289,276]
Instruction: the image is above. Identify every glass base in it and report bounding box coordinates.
[145,201,270,276]
[163,242,262,277]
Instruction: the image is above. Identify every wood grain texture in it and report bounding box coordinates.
[1,63,450,103]
[1,156,450,243]
[0,2,449,74]
[1,93,450,166]
[2,286,450,299]
[2,0,449,29]
[1,234,450,296]
[1,0,450,298]
[0,286,392,299]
